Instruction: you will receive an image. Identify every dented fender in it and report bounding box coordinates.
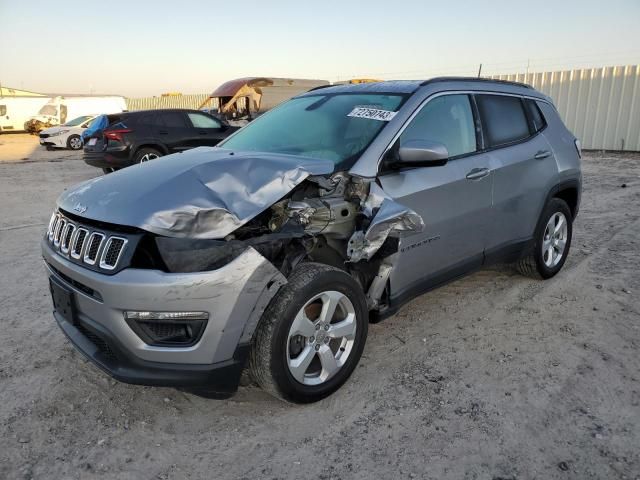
[348,183,424,262]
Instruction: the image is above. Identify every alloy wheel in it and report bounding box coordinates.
[69,137,82,149]
[542,212,568,267]
[286,291,357,386]
[140,153,159,162]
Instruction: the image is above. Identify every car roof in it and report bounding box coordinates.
[122,108,205,116]
[302,80,424,96]
[299,77,546,100]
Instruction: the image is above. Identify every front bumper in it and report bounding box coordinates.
[39,135,66,148]
[43,239,285,393]
[54,306,249,393]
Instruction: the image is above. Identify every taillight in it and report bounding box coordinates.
[104,128,132,142]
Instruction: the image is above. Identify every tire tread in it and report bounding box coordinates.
[249,263,364,402]
[516,197,572,280]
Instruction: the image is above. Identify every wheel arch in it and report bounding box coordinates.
[526,178,581,259]
[132,143,169,158]
[66,133,82,148]
[539,179,581,220]
[553,182,580,219]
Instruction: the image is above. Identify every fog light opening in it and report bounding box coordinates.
[124,311,209,347]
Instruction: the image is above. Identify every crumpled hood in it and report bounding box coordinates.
[58,147,335,239]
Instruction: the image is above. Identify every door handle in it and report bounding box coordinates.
[466,167,490,180]
[198,131,207,135]
[534,150,551,160]
[158,130,168,135]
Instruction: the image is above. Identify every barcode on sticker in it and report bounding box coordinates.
[347,107,398,121]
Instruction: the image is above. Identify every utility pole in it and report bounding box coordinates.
[477,63,483,78]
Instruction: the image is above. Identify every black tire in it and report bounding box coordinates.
[66,134,83,150]
[249,263,368,403]
[133,147,162,164]
[517,198,573,279]
[102,168,115,175]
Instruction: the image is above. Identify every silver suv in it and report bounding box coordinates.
[43,78,581,403]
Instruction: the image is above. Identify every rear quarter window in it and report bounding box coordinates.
[476,94,530,148]
[524,99,547,133]
[106,114,123,126]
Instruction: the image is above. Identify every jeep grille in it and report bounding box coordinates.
[46,211,128,272]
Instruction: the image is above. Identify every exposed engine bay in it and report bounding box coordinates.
[154,171,424,313]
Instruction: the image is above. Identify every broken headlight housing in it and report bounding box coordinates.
[154,237,247,273]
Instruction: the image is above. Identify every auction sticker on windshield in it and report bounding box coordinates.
[347,107,398,121]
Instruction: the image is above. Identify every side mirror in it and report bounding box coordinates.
[397,140,449,167]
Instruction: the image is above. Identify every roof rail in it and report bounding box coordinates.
[306,84,335,92]
[420,76,533,89]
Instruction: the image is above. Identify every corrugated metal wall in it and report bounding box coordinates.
[492,65,640,151]
[125,65,640,151]
[125,94,215,112]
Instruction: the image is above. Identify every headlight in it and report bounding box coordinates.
[155,237,247,273]
[49,130,69,137]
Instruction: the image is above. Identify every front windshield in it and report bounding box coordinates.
[219,93,406,168]
[39,105,58,116]
[64,115,93,127]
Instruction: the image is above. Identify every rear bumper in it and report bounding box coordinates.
[83,150,133,169]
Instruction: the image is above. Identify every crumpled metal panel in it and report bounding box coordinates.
[348,183,424,262]
[57,147,334,239]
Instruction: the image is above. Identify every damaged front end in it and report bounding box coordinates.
[147,170,424,314]
[58,147,424,315]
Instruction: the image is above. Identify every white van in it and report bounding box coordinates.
[39,115,96,150]
[0,97,52,133]
[26,96,127,133]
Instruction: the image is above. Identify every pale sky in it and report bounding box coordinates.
[1,0,639,97]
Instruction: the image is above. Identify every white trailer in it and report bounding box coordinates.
[0,96,52,133]
[26,96,127,133]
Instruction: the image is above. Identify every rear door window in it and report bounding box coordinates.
[137,113,157,128]
[159,112,188,128]
[400,94,476,158]
[476,94,530,148]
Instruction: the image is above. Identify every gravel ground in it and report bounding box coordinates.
[0,140,639,480]
[0,132,78,163]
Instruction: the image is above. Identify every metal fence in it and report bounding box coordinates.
[125,65,640,151]
[125,94,214,112]
[492,65,640,151]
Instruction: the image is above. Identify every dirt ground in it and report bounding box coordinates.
[0,132,79,163]
[0,136,639,480]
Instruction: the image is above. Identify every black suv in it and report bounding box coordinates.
[83,109,238,173]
